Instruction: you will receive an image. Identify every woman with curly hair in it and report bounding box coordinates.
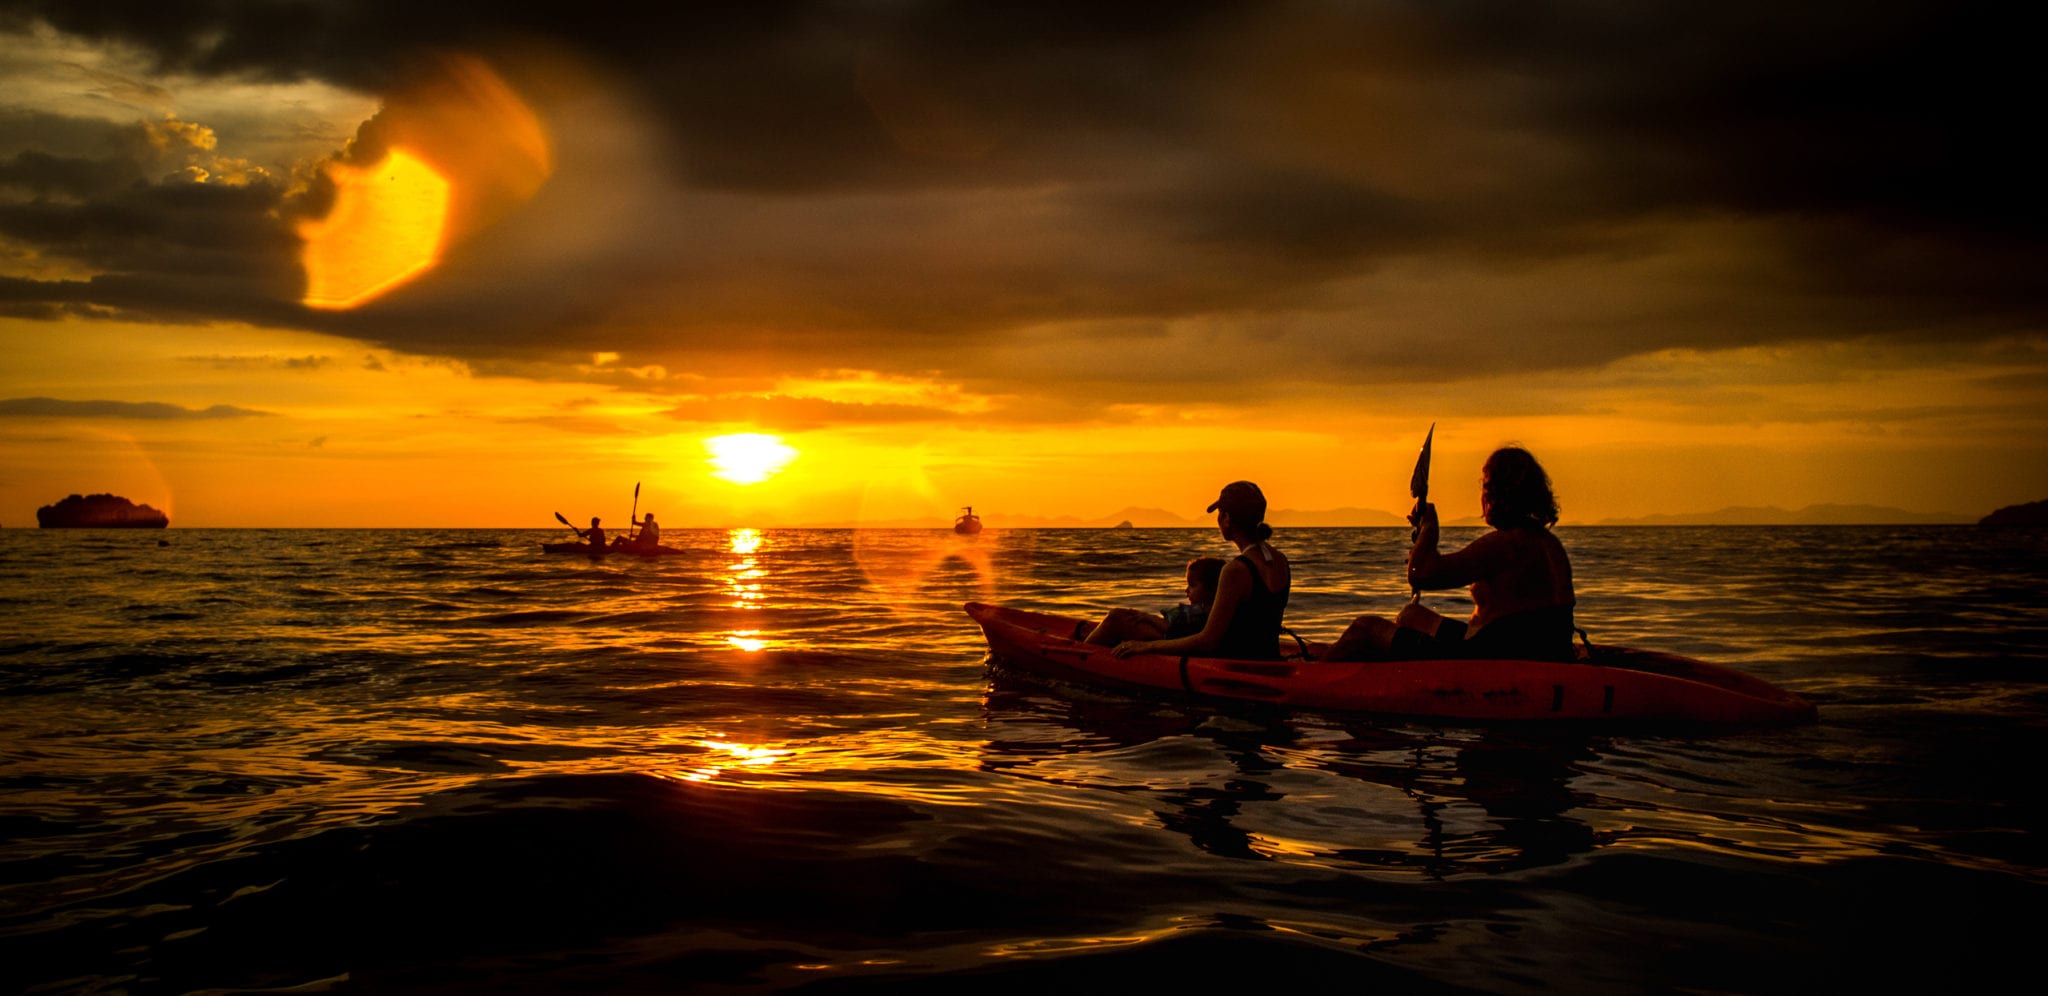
[1322,446,1576,662]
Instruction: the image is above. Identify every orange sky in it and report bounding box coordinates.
[2,6,2043,527]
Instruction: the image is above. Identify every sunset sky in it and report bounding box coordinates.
[2,1,2042,527]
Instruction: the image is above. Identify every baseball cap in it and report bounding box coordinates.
[1205,480,1266,522]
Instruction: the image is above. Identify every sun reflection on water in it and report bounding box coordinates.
[725,528,771,650]
[729,529,762,556]
[670,738,793,783]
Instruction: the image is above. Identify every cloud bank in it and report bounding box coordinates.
[0,1,2039,404]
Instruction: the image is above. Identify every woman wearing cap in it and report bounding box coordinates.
[1321,446,1576,662]
[1107,480,1292,661]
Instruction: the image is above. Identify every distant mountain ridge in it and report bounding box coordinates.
[792,505,1428,529]
[987,506,1417,528]
[1271,506,1409,527]
[1592,504,1973,526]
[761,502,1977,529]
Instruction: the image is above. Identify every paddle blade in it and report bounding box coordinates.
[554,511,571,526]
[1408,423,1435,501]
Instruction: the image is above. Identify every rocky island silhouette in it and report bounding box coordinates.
[37,494,170,528]
[1980,499,2048,527]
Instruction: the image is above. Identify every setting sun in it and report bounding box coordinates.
[705,433,798,485]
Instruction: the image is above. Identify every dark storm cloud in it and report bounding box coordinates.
[0,171,305,324]
[0,396,273,418]
[1099,162,1435,265]
[0,180,289,269]
[0,0,2039,386]
[0,103,305,324]
[1429,2,2041,229]
[17,1,2028,215]
[0,0,1234,189]
[0,149,144,199]
[0,271,303,327]
[1401,1,2048,327]
[0,110,138,158]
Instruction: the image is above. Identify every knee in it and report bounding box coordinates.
[1394,602,1441,632]
[1323,615,1394,662]
[1342,615,1395,640]
[1086,607,1138,643]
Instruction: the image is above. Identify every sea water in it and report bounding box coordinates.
[3,526,2044,993]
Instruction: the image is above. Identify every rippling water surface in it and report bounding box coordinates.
[4,526,2045,993]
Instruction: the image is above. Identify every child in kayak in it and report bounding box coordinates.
[1082,556,1226,646]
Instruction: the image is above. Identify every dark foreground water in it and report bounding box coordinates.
[3,526,2045,993]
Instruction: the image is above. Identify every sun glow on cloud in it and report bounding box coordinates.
[706,433,798,484]
[772,370,995,413]
[298,149,451,309]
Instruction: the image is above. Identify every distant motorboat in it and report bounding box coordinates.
[954,506,983,534]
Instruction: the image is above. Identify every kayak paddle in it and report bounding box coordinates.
[1407,423,1434,600]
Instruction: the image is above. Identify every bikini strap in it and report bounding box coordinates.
[1234,553,1271,595]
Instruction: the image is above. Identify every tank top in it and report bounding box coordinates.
[1216,551,1289,660]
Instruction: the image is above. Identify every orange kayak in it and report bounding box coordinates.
[966,602,1816,725]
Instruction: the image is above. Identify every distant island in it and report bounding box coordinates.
[37,493,170,528]
[1979,499,2048,527]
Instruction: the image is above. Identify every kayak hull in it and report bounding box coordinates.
[541,541,685,558]
[966,602,1816,725]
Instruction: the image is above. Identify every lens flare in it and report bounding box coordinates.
[852,530,999,614]
[298,149,451,309]
[296,53,553,311]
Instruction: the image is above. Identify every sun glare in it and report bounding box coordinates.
[706,433,798,485]
[299,148,451,310]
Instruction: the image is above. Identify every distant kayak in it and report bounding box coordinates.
[541,541,685,559]
[966,602,1817,725]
